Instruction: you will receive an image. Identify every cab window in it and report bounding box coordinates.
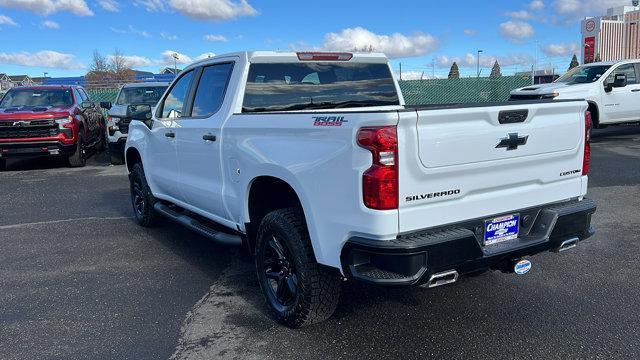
[606,64,637,85]
[191,63,234,117]
[158,70,194,119]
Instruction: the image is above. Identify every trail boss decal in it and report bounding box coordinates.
[406,189,461,202]
[313,116,348,126]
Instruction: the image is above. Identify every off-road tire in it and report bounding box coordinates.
[67,132,86,167]
[129,163,161,227]
[255,208,341,328]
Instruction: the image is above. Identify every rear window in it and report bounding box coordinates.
[0,89,73,108]
[242,62,399,112]
[116,86,168,105]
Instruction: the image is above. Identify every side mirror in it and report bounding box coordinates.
[80,101,95,109]
[100,101,112,110]
[604,82,613,93]
[614,73,627,88]
[127,104,152,121]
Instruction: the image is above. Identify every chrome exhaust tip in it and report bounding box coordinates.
[424,270,459,288]
[554,237,579,253]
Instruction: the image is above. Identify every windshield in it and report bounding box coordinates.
[555,65,612,84]
[116,86,168,105]
[0,89,73,108]
[242,63,400,112]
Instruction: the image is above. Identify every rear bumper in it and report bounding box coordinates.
[0,141,76,158]
[340,198,597,286]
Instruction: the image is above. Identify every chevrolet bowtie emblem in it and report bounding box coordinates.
[496,133,528,151]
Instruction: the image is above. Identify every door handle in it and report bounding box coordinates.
[632,89,640,92]
[202,134,217,142]
[164,132,175,138]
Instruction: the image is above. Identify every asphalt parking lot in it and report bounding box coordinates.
[1,126,639,360]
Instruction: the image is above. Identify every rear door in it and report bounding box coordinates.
[175,61,235,224]
[397,100,588,233]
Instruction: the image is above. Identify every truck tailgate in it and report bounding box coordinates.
[397,100,589,233]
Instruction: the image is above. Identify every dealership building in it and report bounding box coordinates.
[581,2,640,63]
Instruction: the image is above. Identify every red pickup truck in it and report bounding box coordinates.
[0,85,106,170]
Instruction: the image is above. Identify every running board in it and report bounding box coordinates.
[153,202,242,247]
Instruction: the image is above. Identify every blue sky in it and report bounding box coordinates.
[0,0,632,78]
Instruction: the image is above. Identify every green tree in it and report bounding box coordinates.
[448,62,460,79]
[490,61,502,78]
[568,54,579,70]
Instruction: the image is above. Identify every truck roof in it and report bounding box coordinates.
[187,51,390,70]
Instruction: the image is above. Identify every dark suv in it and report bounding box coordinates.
[0,85,106,169]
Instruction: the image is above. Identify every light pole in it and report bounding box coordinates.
[477,50,483,78]
[172,53,179,74]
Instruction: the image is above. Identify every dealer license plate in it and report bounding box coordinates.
[484,214,519,246]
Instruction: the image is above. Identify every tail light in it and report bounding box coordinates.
[583,111,591,175]
[357,126,398,210]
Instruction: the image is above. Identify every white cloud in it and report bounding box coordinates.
[463,29,477,36]
[195,52,215,61]
[318,27,438,59]
[204,34,227,42]
[437,53,533,69]
[99,0,118,11]
[499,21,534,43]
[530,0,544,9]
[133,0,165,11]
[0,0,93,16]
[168,0,257,20]
[505,10,534,19]
[42,20,59,28]
[160,31,177,40]
[0,50,83,69]
[111,54,154,68]
[542,42,579,57]
[161,50,192,65]
[553,0,629,23]
[110,25,150,37]
[0,14,17,25]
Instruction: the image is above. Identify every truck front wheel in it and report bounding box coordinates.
[67,132,86,167]
[255,208,341,328]
[129,163,161,227]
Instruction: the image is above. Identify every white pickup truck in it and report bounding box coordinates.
[510,60,640,129]
[125,51,596,327]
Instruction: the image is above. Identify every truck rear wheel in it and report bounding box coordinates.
[129,163,161,227]
[255,208,341,328]
[67,132,86,167]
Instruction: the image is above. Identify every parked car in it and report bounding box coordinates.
[124,51,596,327]
[0,85,106,170]
[510,60,640,130]
[103,82,169,165]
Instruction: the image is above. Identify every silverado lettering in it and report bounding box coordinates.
[405,189,461,202]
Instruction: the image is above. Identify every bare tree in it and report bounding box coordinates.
[109,49,134,85]
[89,50,109,73]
